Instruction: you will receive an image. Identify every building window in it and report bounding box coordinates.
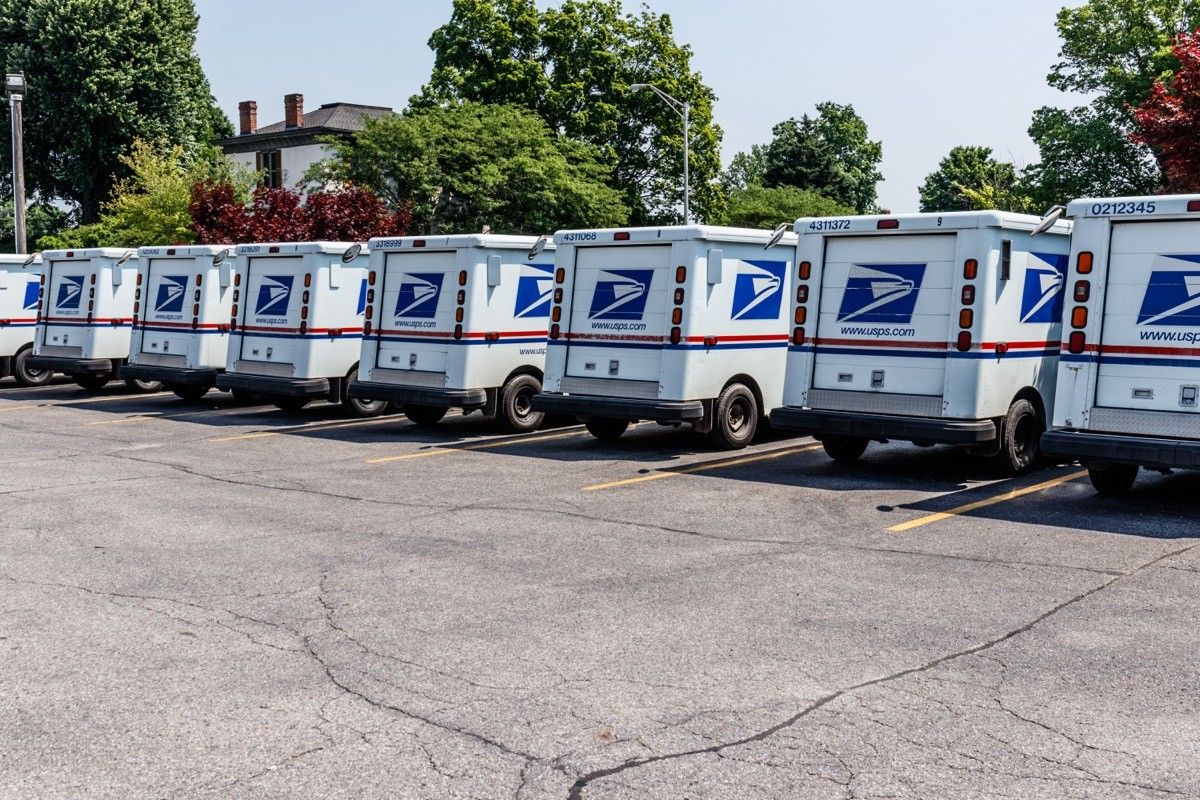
[255,150,283,188]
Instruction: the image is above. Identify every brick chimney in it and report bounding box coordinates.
[284,93,304,128]
[238,100,257,135]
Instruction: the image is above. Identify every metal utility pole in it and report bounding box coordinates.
[629,83,691,225]
[6,72,27,254]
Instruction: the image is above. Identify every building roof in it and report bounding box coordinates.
[217,102,393,153]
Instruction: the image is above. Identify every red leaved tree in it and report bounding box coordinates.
[1133,30,1200,193]
[189,183,408,244]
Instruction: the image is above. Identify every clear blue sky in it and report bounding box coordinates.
[194,0,1086,213]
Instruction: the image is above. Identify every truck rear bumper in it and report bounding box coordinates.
[120,363,219,386]
[216,372,330,398]
[532,392,704,422]
[1041,430,1200,470]
[770,407,997,444]
[348,380,486,409]
[26,355,113,375]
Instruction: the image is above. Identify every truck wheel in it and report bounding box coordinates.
[995,398,1042,475]
[404,404,448,426]
[230,389,258,404]
[498,374,545,433]
[1088,464,1138,496]
[74,372,113,391]
[273,397,310,413]
[12,346,52,386]
[585,418,629,441]
[172,384,210,402]
[342,376,387,418]
[707,383,758,450]
[124,378,163,393]
[822,435,869,463]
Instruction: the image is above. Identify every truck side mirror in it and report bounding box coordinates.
[487,254,502,287]
[1001,239,1012,281]
[113,251,133,286]
[707,249,724,284]
[328,261,341,289]
[215,249,232,287]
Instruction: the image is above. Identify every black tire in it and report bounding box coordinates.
[124,377,163,393]
[585,418,629,442]
[1088,464,1139,496]
[995,398,1043,475]
[230,388,258,404]
[74,372,113,391]
[706,383,758,450]
[404,404,448,426]
[342,375,387,418]
[498,374,545,433]
[822,435,869,463]
[12,346,52,387]
[171,384,210,402]
[273,397,311,413]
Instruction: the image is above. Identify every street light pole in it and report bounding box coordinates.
[6,72,27,254]
[629,83,691,225]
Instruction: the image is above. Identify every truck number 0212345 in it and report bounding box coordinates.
[1090,201,1157,216]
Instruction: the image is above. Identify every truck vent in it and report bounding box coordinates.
[1089,407,1200,438]
[559,376,659,400]
[36,345,83,358]
[132,353,186,367]
[807,389,943,417]
[233,360,293,377]
[368,368,447,388]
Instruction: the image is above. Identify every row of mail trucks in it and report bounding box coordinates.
[10,193,1200,496]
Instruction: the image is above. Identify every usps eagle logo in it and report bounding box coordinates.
[836,263,926,324]
[588,269,654,320]
[731,260,787,320]
[22,280,39,310]
[1019,252,1068,323]
[254,275,295,316]
[514,264,555,319]
[55,275,85,311]
[153,275,189,314]
[1136,255,1200,327]
[394,272,444,318]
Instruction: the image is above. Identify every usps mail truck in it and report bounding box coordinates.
[215,242,385,416]
[769,211,1072,473]
[0,253,52,386]
[27,248,161,392]
[348,234,557,431]
[121,245,237,401]
[1041,195,1200,494]
[532,226,798,449]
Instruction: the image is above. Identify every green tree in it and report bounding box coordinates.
[0,0,231,223]
[38,140,252,250]
[0,198,70,254]
[314,102,629,235]
[919,146,1035,213]
[720,145,767,195]
[1026,0,1200,202]
[758,104,882,214]
[414,0,722,225]
[714,185,854,230]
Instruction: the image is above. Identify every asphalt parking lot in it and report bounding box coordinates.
[2,378,1199,800]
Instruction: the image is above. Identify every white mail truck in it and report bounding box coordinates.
[0,253,52,386]
[215,242,385,416]
[532,225,798,449]
[348,234,557,431]
[769,211,1073,473]
[1040,195,1200,494]
[121,245,238,401]
[28,248,162,392]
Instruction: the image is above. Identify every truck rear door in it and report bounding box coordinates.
[565,244,671,382]
[42,258,90,347]
[376,250,456,373]
[240,256,301,365]
[1095,220,1200,414]
[813,234,956,396]
[140,257,193,357]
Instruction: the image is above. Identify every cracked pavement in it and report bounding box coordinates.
[2,381,1199,799]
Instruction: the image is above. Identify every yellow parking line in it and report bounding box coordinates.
[213,415,400,442]
[88,412,168,426]
[583,443,824,492]
[888,470,1089,532]
[368,428,586,464]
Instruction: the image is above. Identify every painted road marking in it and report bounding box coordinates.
[583,443,824,492]
[368,427,588,464]
[888,470,1089,532]
[86,404,274,426]
[212,415,402,442]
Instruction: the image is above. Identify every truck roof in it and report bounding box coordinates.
[367,233,553,251]
[553,225,799,247]
[234,242,366,257]
[0,253,40,265]
[1067,194,1200,218]
[795,210,1072,235]
[138,245,233,258]
[41,247,137,261]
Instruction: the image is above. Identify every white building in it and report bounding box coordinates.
[217,94,393,190]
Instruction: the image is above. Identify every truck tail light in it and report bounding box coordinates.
[551,306,561,322]
[233,273,241,287]
[555,268,565,284]
[703,336,718,347]
[550,323,560,339]
[1071,306,1088,328]
[364,320,373,335]
[1074,280,1090,302]
[958,309,973,328]
[87,312,94,323]
[453,324,463,340]
[1190,200,1200,212]
[614,231,631,241]
[877,219,900,230]
[458,270,467,286]
[798,261,811,280]
[963,259,978,280]
[89,274,96,285]
[299,320,308,334]
[794,307,807,325]
[956,331,972,352]
[961,285,975,305]
[303,273,312,287]
[675,266,687,283]
[792,327,806,346]
[192,303,200,316]
[195,274,203,286]
[194,289,201,302]
[554,288,563,303]
[300,306,309,320]
[367,271,376,286]
[192,319,199,330]
[133,301,140,315]
[1068,331,1086,354]
[669,327,682,344]
[229,319,237,331]
[485,332,500,342]
[796,285,808,303]
[134,287,141,301]
[456,290,465,304]
[674,288,684,305]
[231,304,238,317]
[302,291,310,304]
[672,308,683,324]
[366,289,375,304]
[364,305,373,320]
[135,273,143,286]
[232,289,239,302]
[1076,252,1094,274]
